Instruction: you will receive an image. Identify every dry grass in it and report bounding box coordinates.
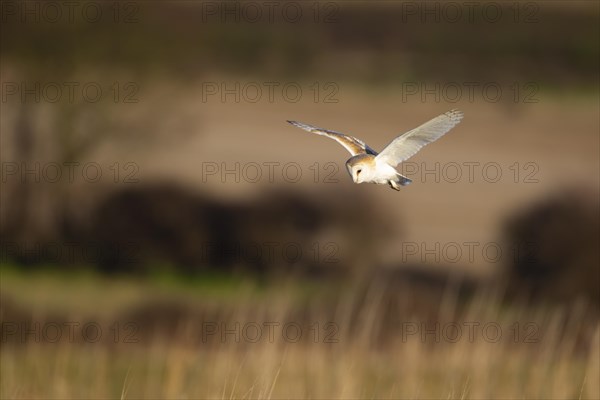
[1,269,599,399]
[2,337,596,399]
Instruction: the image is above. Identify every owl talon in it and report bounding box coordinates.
[389,180,401,191]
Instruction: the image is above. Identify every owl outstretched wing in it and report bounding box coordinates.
[287,120,378,156]
[376,110,463,166]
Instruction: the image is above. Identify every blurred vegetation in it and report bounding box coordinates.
[1,264,599,398]
[1,1,598,87]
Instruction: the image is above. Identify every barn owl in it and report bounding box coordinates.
[287,110,463,191]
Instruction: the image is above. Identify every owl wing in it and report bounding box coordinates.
[376,110,463,166]
[287,120,378,156]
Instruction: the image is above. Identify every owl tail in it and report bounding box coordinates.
[396,173,412,186]
[389,174,412,191]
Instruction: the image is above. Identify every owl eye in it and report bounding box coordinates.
[356,169,362,175]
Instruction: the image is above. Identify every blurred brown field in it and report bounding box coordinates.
[1,0,599,398]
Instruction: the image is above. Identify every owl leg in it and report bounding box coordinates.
[389,180,401,191]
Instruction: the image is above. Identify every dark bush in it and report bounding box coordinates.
[63,183,394,276]
[502,188,599,307]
